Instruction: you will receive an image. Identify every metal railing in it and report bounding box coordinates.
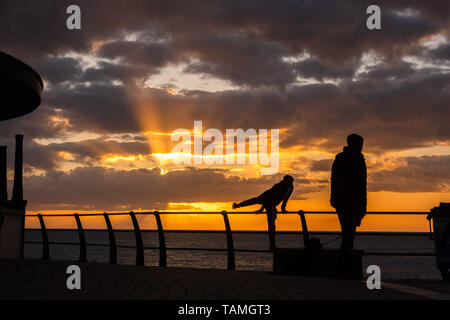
[22,211,434,270]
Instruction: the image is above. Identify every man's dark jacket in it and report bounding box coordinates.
[330,146,367,216]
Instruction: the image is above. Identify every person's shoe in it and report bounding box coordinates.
[232,203,238,209]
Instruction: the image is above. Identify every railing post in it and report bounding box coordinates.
[129,211,144,265]
[298,210,310,247]
[103,212,117,264]
[37,214,49,260]
[153,211,167,267]
[74,213,87,263]
[221,211,235,270]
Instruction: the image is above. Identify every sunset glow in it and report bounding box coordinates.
[0,1,447,234]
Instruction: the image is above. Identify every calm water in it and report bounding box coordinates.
[24,230,441,280]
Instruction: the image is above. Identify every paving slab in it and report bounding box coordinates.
[0,259,444,300]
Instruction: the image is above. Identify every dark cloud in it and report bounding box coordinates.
[0,1,90,61]
[97,40,177,68]
[369,155,450,192]
[34,57,83,84]
[308,155,450,194]
[22,138,151,171]
[358,61,416,81]
[428,43,450,61]
[1,0,449,208]
[79,61,152,83]
[295,58,357,81]
[44,82,139,133]
[310,159,334,172]
[213,1,442,62]
[182,34,294,88]
[21,154,449,211]
[0,106,69,141]
[40,67,450,153]
[2,1,448,83]
[22,166,312,210]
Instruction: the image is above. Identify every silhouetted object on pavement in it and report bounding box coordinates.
[427,203,450,281]
[273,211,362,279]
[331,133,367,278]
[299,210,323,252]
[233,175,294,250]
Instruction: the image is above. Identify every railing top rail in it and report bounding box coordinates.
[23,228,431,236]
[21,210,429,217]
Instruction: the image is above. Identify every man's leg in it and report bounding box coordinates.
[340,212,355,251]
[337,210,356,278]
[266,205,277,250]
[233,197,262,209]
[233,194,265,209]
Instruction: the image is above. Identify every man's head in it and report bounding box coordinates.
[347,133,364,152]
[283,175,294,184]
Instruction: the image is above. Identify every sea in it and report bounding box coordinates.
[23,230,442,280]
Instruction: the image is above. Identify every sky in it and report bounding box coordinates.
[0,1,449,230]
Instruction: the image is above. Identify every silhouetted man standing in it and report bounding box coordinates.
[331,134,367,277]
[233,175,294,251]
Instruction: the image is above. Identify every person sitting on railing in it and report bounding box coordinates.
[232,175,294,251]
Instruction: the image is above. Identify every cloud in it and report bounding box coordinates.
[23,166,315,210]
[426,43,450,61]
[309,155,450,194]
[44,82,139,133]
[34,56,83,84]
[181,34,295,89]
[2,1,447,81]
[295,58,357,81]
[22,137,151,171]
[1,0,449,210]
[79,61,152,83]
[36,66,450,154]
[310,159,334,172]
[358,61,416,81]
[97,40,177,69]
[369,155,450,192]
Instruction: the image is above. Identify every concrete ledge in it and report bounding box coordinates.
[0,207,24,259]
[273,248,363,280]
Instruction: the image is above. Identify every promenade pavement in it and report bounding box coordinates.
[0,259,447,300]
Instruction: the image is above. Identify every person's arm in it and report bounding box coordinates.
[281,185,293,213]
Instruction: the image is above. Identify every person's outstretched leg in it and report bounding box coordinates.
[233,197,261,209]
